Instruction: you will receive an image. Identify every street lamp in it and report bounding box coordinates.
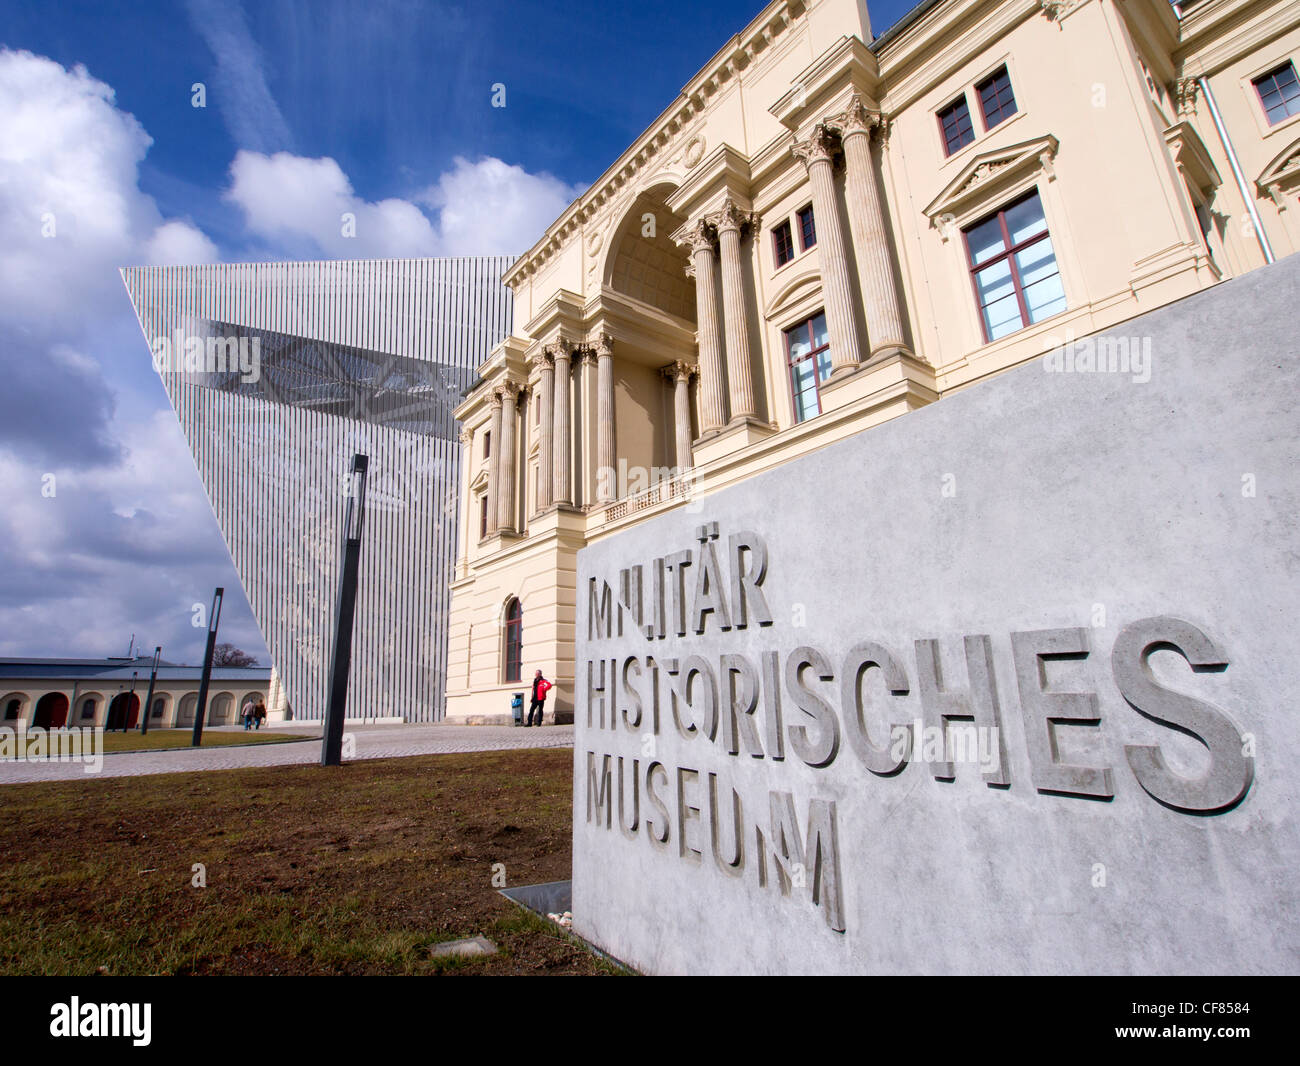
[322,453,368,767]
[140,646,161,737]
[191,588,224,747]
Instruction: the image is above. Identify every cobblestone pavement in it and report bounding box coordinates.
[0,723,574,784]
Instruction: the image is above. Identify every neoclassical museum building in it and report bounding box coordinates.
[445,0,1300,722]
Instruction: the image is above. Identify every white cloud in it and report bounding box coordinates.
[185,0,294,154]
[421,155,586,256]
[145,219,220,265]
[0,48,261,661]
[226,150,584,259]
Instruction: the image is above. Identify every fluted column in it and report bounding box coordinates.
[549,340,573,507]
[708,200,758,422]
[792,125,864,374]
[675,219,728,433]
[495,384,520,532]
[486,394,502,535]
[834,98,909,358]
[533,350,554,510]
[593,333,616,505]
[665,361,697,471]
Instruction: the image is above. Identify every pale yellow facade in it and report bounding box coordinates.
[447,0,1299,723]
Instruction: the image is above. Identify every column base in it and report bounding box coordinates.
[818,349,937,413]
[693,416,776,466]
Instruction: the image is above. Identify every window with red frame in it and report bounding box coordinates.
[773,220,795,267]
[963,189,1066,343]
[797,204,816,250]
[938,95,975,156]
[784,311,832,423]
[976,66,1018,130]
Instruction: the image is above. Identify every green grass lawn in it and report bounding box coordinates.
[99,729,316,753]
[0,747,619,976]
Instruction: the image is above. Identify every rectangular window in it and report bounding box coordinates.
[938,95,975,156]
[784,311,832,423]
[479,495,489,538]
[798,205,816,250]
[773,220,795,267]
[963,190,1066,343]
[977,66,1018,130]
[483,430,491,459]
[1254,62,1300,126]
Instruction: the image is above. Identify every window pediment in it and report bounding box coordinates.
[469,468,489,494]
[1256,137,1300,210]
[924,134,1059,238]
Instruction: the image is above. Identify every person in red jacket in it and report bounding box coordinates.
[527,669,551,727]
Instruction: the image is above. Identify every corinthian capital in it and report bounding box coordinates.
[707,198,756,237]
[589,331,614,358]
[673,217,716,255]
[791,124,839,168]
[544,337,573,361]
[662,359,698,384]
[831,95,887,140]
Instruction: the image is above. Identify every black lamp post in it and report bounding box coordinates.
[140,646,161,737]
[191,588,224,748]
[322,453,368,767]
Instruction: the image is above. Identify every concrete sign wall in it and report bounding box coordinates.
[572,254,1300,975]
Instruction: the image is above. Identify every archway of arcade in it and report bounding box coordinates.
[597,183,700,504]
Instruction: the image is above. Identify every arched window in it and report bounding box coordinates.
[503,598,523,683]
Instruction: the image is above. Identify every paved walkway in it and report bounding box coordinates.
[0,723,574,784]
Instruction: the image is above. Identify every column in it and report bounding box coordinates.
[496,383,518,533]
[550,340,573,507]
[667,361,696,471]
[533,350,554,510]
[675,219,728,433]
[486,393,502,535]
[594,333,616,505]
[709,200,759,422]
[792,125,865,374]
[836,98,910,358]
[457,426,473,563]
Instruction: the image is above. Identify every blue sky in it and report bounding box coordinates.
[0,0,915,665]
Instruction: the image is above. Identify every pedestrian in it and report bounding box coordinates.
[526,669,551,727]
[254,701,266,730]
[242,703,253,730]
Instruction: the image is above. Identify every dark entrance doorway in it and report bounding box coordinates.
[106,693,140,730]
[32,693,69,729]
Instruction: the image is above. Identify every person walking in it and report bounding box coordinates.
[254,700,267,730]
[526,669,551,727]
[242,702,253,730]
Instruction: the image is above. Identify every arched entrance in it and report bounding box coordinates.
[32,693,69,729]
[106,693,140,730]
[208,693,233,725]
[176,693,198,727]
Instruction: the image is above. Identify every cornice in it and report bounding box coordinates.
[769,33,880,134]
[502,0,813,289]
[872,0,1041,117]
[1174,0,1300,78]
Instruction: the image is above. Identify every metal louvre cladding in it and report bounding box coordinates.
[120,257,514,722]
